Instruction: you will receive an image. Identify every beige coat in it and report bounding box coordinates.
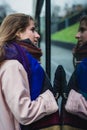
[0,60,58,130]
[65,89,87,120]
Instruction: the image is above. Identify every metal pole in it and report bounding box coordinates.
[36,15,41,47]
[45,0,51,79]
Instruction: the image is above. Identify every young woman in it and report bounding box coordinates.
[65,15,87,119]
[0,13,59,130]
[61,15,87,130]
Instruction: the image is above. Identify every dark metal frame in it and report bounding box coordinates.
[35,0,51,79]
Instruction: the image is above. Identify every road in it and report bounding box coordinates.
[40,42,74,84]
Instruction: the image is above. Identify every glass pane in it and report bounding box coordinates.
[51,0,87,82]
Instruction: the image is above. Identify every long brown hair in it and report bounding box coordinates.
[0,13,34,62]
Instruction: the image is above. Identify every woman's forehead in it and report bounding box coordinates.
[28,20,35,26]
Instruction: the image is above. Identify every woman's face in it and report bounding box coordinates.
[17,20,40,46]
[75,21,87,46]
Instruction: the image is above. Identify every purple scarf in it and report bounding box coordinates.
[4,42,31,80]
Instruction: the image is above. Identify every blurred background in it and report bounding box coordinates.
[0,0,87,83]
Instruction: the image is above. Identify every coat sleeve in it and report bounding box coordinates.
[65,89,87,120]
[1,60,58,125]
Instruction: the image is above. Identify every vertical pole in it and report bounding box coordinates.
[36,15,41,47]
[45,0,51,79]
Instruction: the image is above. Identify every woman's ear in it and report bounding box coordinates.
[16,31,21,40]
[16,31,20,37]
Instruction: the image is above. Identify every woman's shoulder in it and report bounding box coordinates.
[0,60,25,72]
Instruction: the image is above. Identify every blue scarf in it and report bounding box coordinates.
[76,58,87,99]
[4,42,44,100]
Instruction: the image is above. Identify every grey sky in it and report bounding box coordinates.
[0,0,33,15]
[52,0,87,7]
[0,0,87,17]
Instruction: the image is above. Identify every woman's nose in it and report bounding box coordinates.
[75,32,80,39]
[35,32,40,39]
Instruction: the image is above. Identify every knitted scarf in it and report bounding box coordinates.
[73,42,87,64]
[17,39,42,62]
[4,42,31,79]
[4,41,44,100]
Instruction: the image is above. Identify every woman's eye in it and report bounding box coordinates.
[79,27,87,33]
[31,28,35,32]
[81,28,85,32]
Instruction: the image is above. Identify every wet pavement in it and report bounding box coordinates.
[40,41,74,84]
